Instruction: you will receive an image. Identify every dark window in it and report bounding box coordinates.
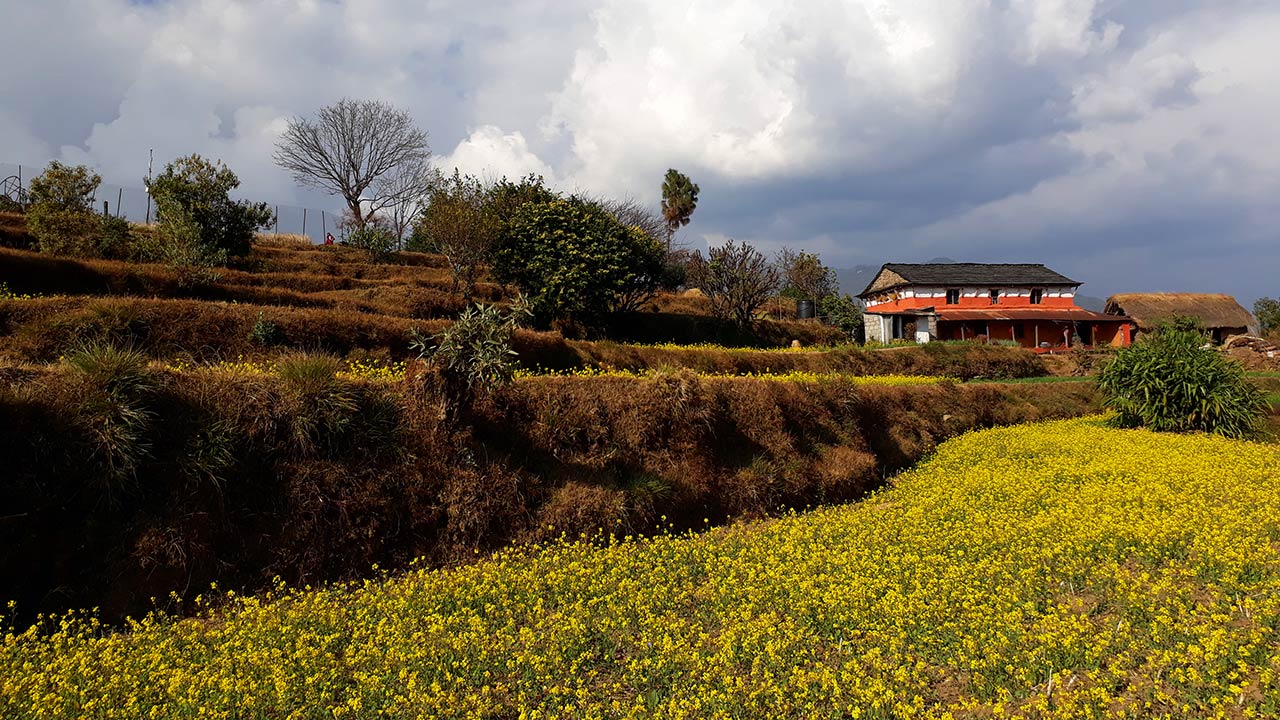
[946,289,960,305]
[1013,323,1025,339]
[1030,288,1043,305]
[989,289,1000,305]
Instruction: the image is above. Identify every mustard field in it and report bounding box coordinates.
[4,419,1280,719]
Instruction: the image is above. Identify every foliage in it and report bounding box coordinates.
[25,161,103,256]
[1098,319,1268,438]
[146,154,274,260]
[412,170,498,300]
[660,168,699,247]
[248,312,281,346]
[486,174,558,229]
[818,293,863,336]
[410,301,530,418]
[1255,297,1280,335]
[96,215,133,259]
[9,420,1280,717]
[275,353,360,456]
[63,342,158,487]
[688,238,780,328]
[343,216,398,262]
[492,197,666,326]
[274,98,431,226]
[776,247,837,302]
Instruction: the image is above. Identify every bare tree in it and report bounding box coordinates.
[688,238,780,328]
[274,98,431,226]
[379,163,434,247]
[600,196,666,247]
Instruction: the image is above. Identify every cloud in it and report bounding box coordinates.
[439,126,556,184]
[0,0,1278,303]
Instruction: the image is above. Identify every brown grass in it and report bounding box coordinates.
[0,364,1100,624]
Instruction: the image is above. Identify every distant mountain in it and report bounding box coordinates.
[1075,295,1106,312]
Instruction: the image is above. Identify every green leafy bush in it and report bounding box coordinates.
[411,301,530,419]
[493,197,665,327]
[26,161,103,256]
[146,154,274,261]
[1098,319,1268,439]
[344,217,399,262]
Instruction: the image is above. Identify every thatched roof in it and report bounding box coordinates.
[1104,293,1256,332]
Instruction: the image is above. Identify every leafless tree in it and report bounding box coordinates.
[688,238,780,328]
[379,163,434,247]
[274,98,431,227]
[599,196,666,246]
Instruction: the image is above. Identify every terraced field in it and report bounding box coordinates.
[6,418,1279,719]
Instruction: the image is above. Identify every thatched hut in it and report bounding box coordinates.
[1104,293,1258,344]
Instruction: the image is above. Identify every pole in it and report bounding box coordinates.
[144,149,154,224]
[302,208,307,237]
[322,211,326,241]
[274,206,279,235]
[116,188,123,218]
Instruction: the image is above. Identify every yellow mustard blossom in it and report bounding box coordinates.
[4,419,1280,718]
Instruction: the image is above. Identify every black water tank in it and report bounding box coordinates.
[796,299,816,319]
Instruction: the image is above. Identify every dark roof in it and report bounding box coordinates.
[858,263,1079,297]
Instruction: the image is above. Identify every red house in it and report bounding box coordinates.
[857,263,1131,350]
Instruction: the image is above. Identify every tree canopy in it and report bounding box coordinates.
[274,99,431,227]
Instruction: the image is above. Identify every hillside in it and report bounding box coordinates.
[6,419,1279,717]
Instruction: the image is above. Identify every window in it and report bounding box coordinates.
[1013,323,1025,340]
[989,289,1000,305]
[1030,288,1043,305]
[946,289,960,305]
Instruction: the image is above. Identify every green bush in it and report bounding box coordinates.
[147,154,274,261]
[64,342,159,487]
[345,220,398,262]
[1098,319,1268,439]
[411,301,530,420]
[276,353,359,455]
[26,161,103,256]
[493,197,665,327]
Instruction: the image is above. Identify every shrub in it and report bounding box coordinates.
[63,342,159,486]
[276,353,360,455]
[411,301,530,419]
[344,218,398,262]
[1255,297,1279,335]
[689,239,780,328]
[26,161,103,256]
[97,215,133,259]
[413,170,498,300]
[249,312,282,346]
[493,197,665,327]
[147,154,274,261]
[1098,319,1268,438]
[818,293,863,338]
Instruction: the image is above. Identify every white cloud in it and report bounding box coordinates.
[440,126,556,184]
[1,0,1278,301]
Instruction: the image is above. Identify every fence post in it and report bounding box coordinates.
[322,211,326,241]
[274,206,279,235]
[302,208,307,237]
[117,188,123,218]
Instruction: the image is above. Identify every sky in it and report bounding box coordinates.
[0,0,1277,304]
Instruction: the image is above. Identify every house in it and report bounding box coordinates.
[1104,293,1258,344]
[857,263,1131,349]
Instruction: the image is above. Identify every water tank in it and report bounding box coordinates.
[796,299,816,320]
